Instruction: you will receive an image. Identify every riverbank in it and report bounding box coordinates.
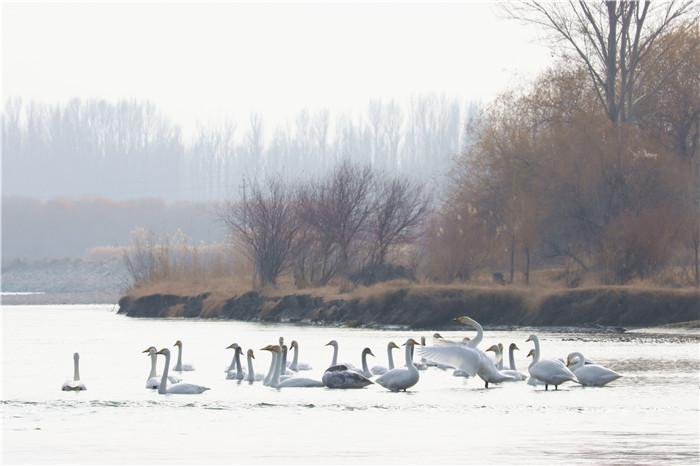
[117,283,700,329]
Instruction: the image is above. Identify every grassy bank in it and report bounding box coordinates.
[118,281,700,329]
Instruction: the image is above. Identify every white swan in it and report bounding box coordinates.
[156,348,210,394]
[143,346,180,388]
[419,340,481,378]
[371,341,399,375]
[61,352,87,391]
[288,340,312,371]
[375,339,421,392]
[263,344,280,386]
[225,344,245,380]
[566,352,621,387]
[501,343,527,380]
[526,335,577,390]
[172,340,195,371]
[485,344,526,381]
[245,349,265,383]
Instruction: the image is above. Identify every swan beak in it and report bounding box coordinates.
[453,316,466,323]
[156,349,166,355]
[486,345,496,352]
[513,344,520,351]
[324,341,333,346]
[368,349,375,357]
[141,348,152,353]
[174,340,182,347]
[226,343,237,350]
[526,349,534,358]
[525,336,532,342]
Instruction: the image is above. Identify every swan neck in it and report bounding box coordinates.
[227,353,237,372]
[281,347,288,371]
[467,321,483,348]
[496,347,503,369]
[175,345,183,371]
[404,344,415,369]
[509,347,516,370]
[235,351,244,378]
[264,351,276,385]
[291,345,299,367]
[73,355,80,381]
[247,353,254,382]
[387,344,395,370]
[148,352,157,378]
[271,352,281,387]
[159,352,170,394]
[331,344,338,366]
[361,350,369,375]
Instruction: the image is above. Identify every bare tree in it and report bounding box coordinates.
[507,1,696,124]
[367,176,430,266]
[220,178,299,287]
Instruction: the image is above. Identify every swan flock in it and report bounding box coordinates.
[61,316,622,394]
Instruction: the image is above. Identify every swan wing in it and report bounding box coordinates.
[371,365,388,375]
[278,377,324,388]
[419,345,480,377]
[322,367,372,389]
[167,382,210,394]
[574,364,621,386]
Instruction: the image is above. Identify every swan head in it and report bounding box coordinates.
[362,347,375,357]
[73,352,79,361]
[461,337,472,343]
[566,352,582,367]
[156,348,170,357]
[290,340,298,349]
[498,343,503,351]
[401,338,420,347]
[485,344,498,353]
[142,346,157,355]
[174,340,183,347]
[261,344,280,353]
[510,343,520,351]
[525,334,537,343]
[247,349,255,359]
[225,343,239,350]
[433,333,443,339]
[278,336,284,346]
[526,349,535,358]
[454,316,476,326]
[388,341,400,350]
[325,340,338,348]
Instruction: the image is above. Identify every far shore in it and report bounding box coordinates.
[116,282,700,330]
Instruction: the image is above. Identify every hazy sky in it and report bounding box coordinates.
[2,1,552,132]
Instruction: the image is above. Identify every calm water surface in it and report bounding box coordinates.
[2,305,699,464]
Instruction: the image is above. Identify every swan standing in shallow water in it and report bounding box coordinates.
[156,348,209,394]
[371,341,399,375]
[62,352,86,391]
[566,352,621,387]
[288,341,312,371]
[172,340,195,371]
[526,335,577,390]
[375,339,420,392]
[143,346,180,388]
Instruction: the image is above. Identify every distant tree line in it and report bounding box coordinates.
[2,96,474,201]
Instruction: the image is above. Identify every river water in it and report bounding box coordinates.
[2,305,698,464]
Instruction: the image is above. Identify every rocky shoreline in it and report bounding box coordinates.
[117,286,700,329]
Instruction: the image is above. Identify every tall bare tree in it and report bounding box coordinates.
[368,177,430,266]
[507,1,696,124]
[221,178,299,287]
